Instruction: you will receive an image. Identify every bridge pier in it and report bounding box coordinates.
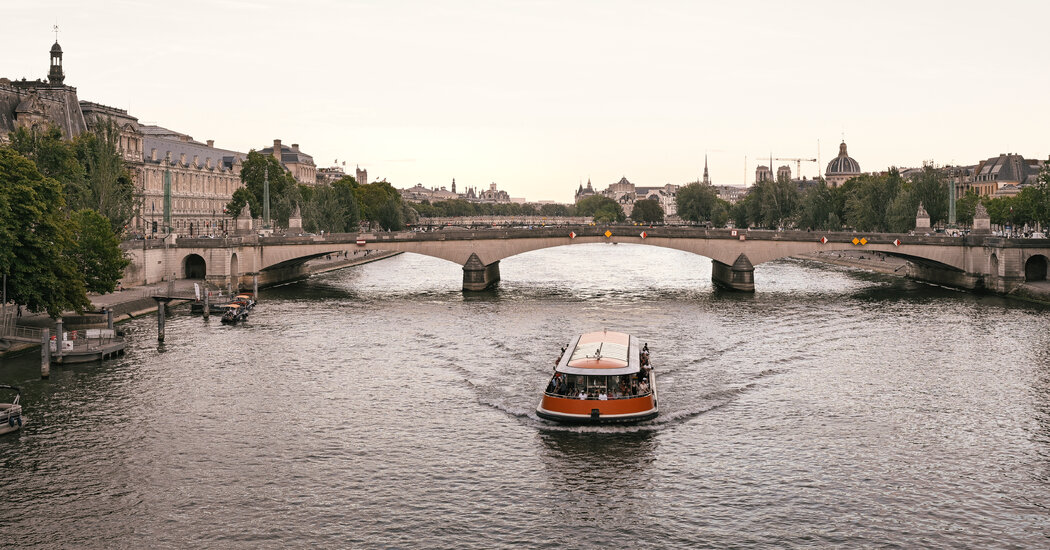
[711,254,755,292]
[463,253,501,291]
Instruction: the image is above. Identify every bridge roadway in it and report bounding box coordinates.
[121,226,1050,293]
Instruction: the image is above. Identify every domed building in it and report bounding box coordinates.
[825,141,861,187]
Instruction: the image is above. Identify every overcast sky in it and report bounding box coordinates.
[4,0,1049,201]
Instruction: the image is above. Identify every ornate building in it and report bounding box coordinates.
[259,139,317,186]
[0,40,88,141]
[825,141,861,187]
[140,125,246,235]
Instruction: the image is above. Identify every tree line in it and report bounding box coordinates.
[676,163,1050,232]
[227,151,413,233]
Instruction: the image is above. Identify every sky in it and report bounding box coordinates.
[4,0,1049,202]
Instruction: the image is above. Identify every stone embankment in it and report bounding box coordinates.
[0,250,400,359]
[798,250,1050,305]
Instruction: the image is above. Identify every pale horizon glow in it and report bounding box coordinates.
[4,0,1049,202]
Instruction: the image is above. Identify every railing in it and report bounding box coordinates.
[6,325,43,342]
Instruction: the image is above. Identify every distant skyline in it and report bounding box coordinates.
[4,0,1049,201]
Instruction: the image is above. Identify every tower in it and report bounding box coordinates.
[49,40,65,85]
[451,179,456,194]
[702,155,711,185]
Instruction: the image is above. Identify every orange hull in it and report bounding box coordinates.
[537,394,657,423]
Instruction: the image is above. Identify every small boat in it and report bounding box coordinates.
[0,385,25,435]
[536,331,657,424]
[233,293,256,310]
[220,303,249,325]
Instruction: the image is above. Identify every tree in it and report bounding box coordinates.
[843,171,902,232]
[7,125,84,197]
[355,180,405,230]
[575,195,624,221]
[956,190,980,226]
[747,175,800,228]
[227,150,298,227]
[675,182,721,223]
[798,183,836,230]
[69,209,129,293]
[910,165,949,226]
[0,148,90,316]
[73,120,137,234]
[630,198,664,223]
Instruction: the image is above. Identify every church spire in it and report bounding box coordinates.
[702,154,711,185]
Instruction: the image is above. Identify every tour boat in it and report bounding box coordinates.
[536,331,657,424]
[220,303,248,325]
[0,385,25,435]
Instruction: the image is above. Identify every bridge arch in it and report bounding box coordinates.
[183,254,206,279]
[1025,254,1048,282]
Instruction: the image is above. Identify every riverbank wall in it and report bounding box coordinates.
[797,250,1050,305]
[0,251,401,359]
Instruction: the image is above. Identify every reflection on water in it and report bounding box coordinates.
[2,244,1050,548]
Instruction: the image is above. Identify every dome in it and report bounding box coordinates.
[50,41,62,54]
[825,141,860,175]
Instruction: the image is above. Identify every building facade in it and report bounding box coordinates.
[140,125,246,236]
[258,139,317,186]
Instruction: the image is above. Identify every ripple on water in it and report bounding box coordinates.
[2,246,1049,548]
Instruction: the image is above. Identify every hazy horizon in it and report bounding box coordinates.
[4,0,1048,202]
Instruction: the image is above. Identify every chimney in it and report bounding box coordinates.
[273,139,282,161]
[150,148,157,161]
[292,143,299,152]
[206,139,214,148]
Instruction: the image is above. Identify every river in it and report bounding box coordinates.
[2,244,1049,548]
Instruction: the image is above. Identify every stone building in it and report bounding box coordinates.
[140,125,245,235]
[258,139,317,186]
[0,40,88,141]
[825,141,861,187]
[973,153,1043,196]
[2,40,258,235]
[317,165,346,184]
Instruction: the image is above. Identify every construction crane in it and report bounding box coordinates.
[771,158,818,179]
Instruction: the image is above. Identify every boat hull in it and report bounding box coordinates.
[536,394,657,424]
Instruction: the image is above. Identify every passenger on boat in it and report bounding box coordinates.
[577,390,586,400]
[598,390,608,401]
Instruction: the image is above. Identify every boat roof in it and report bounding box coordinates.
[555,331,641,376]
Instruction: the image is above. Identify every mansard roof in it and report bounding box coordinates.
[259,144,315,166]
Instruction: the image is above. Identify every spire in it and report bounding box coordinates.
[702,154,711,185]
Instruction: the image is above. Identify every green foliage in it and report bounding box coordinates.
[630,198,664,223]
[955,190,980,226]
[910,165,949,226]
[7,126,84,196]
[797,183,837,230]
[675,182,723,223]
[72,120,137,234]
[301,177,362,234]
[69,209,130,293]
[228,150,299,227]
[539,203,574,217]
[843,171,902,231]
[354,180,405,230]
[574,195,625,222]
[0,148,90,316]
[409,199,549,218]
[747,175,800,228]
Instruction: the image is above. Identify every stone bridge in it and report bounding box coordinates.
[120,226,1050,293]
